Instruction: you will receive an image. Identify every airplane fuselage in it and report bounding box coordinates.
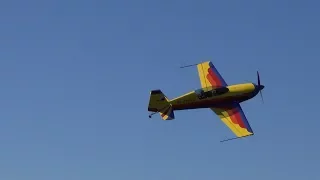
[170,83,263,110]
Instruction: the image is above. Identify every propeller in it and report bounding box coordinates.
[257,71,264,103]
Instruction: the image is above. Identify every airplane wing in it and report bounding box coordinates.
[210,103,254,138]
[197,61,227,88]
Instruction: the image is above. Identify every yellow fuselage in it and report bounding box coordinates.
[170,83,258,110]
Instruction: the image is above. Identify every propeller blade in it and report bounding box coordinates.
[257,71,264,103]
[260,90,264,103]
[257,71,260,86]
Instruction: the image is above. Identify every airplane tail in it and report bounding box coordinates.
[148,90,175,120]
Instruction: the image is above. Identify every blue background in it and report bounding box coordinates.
[0,0,319,179]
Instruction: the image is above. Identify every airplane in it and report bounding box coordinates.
[147,61,265,142]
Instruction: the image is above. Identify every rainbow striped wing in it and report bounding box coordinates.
[197,61,227,88]
[210,103,254,137]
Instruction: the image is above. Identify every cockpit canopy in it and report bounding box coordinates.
[195,87,229,99]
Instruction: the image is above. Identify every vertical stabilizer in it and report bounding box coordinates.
[148,90,175,120]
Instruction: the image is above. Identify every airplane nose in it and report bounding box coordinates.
[254,84,264,90]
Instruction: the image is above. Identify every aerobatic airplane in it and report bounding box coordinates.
[147,61,265,142]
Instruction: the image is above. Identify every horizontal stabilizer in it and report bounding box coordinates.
[159,105,175,120]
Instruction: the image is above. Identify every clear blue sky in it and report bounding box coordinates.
[0,0,319,179]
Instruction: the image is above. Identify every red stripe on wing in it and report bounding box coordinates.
[225,107,246,129]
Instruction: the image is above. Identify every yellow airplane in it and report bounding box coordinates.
[147,61,265,142]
